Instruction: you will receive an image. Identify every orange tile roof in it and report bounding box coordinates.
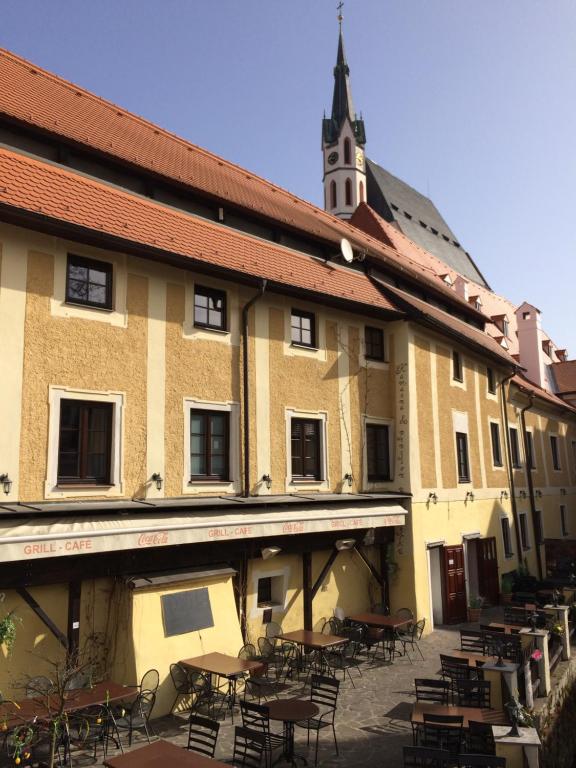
[551,360,576,395]
[0,147,401,316]
[512,373,576,414]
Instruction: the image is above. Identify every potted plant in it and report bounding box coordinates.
[501,573,514,604]
[467,596,484,623]
[0,611,19,655]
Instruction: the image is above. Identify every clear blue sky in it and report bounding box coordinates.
[2,0,575,355]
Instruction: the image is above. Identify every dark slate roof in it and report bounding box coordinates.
[322,30,366,146]
[365,159,490,288]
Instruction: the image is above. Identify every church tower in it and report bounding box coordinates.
[322,10,366,219]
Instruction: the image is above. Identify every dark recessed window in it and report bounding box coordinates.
[367,424,391,482]
[456,432,470,482]
[291,419,321,480]
[452,350,463,382]
[57,400,113,485]
[487,367,496,394]
[534,510,543,545]
[561,505,568,536]
[66,254,113,309]
[194,285,227,331]
[501,518,513,557]
[257,577,272,605]
[345,178,353,206]
[190,410,230,481]
[344,137,351,165]
[550,436,561,471]
[291,309,316,348]
[525,431,535,470]
[509,427,521,468]
[519,513,530,550]
[365,326,385,361]
[490,422,503,467]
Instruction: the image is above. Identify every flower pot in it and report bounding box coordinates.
[467,607,482,623]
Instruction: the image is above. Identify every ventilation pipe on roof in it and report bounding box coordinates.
[242,280,267,497]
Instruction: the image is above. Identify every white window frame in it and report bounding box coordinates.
[362,415,395,488]
[488,418,504,471]
[500,515,514,558]
[451,349,465,389]
[285,408,329,491]
[361,324,389,370]
[45,386,124,498]
[183,275,240,346]
[250,566,290,619]
[183,398,240,494]
[283,307,327,362]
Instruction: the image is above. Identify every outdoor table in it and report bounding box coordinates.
[411,702,508,728]
[276,630,347,676]
[348,612,412,630]
[267,697,319,766]
[104,739,229,768]
[180,652,263,716]
[488,622,524,634]
[449,649,493,667]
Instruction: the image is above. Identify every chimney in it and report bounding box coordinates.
[515,302,547,389]
[454,275,469,301]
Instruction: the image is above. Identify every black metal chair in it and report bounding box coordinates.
[265,622,283,640]
[456,679,492,709]
[186,714,220,757]
[169,662,194,712]
[466,721,496,755]
[230,726,266,768]
[139,668,160,694]
[396,607,415,621]
[396,619,426,662]
[440,655,478,700]
[66,704,110,763]
[414,678,450,705]
[403,746,453,767]
[239,700,285,768]
[325,627,362,685]
[295,674,339,766]
[190,671,228,720]
[420,715,463,755]
[457,756,506,767]
[460,630,485,655]
[258,637,286,680]
[113,690,155,746]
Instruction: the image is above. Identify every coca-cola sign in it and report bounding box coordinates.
[137,531,169,547]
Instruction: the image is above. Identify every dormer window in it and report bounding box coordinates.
[469,295,482,311]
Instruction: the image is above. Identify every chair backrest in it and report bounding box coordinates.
[403,746,452,767]
[187,714,220,757]
[25,676,52,698]
[257,636,276,658]
[414,679,450,705]
[233,726,266,768]
[412,619,426,640]
[460,629,485,654]
[456,680,491,709]
[480,624,504,633]
[422,714,463,726]
[170,662,191,694]
[396,607,415,621]
[334,606,345,620]
[240,700,270,736]
[239,643,258,660]
[457,755,505,767]
[466,721,496,755]
[440,655,474,682]
[421,722,463,755]
[265,622,283,639]
[140,668,159,694]
[69,704,109,745]
[310,674,339,711]
[133,690,156,721]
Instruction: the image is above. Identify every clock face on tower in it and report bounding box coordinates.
[355,147,364,170]
[327,151,339,165]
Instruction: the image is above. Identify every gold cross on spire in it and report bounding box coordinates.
[337,1,344,25]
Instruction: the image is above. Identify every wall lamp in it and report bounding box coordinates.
[262,474,272,490]
[500,490,509,501]
[0,474,12,495]
[465,491,475,503]
[519,490,527,499]
[261,545,282,560]
[151,473,163,491]
[535,489,542,498]
[335,538,356,551]
[344,473,353,487]
[428,492,438,505]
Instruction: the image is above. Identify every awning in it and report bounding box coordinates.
[1,502,406,562]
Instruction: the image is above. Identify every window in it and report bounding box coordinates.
[194,285,227,331]
[359,180,365,203]
[57,400,113,484]
[65,254,113,309]
[534,510,543,545]
[255,574,285,609]
[330,181,337,209]
[490,422,503,467]
[190,410,230,481]
[291,419,321,480]
[291,309,316,348]
[344,137,351,164]
[366,424,391,482]
[364,326,385,361]
[550,436,561,470]
[525,431,535,470]
[257,577,272,605]
[456,432,470,482]
[345,178,352,206]
[509,427,521,468]
[487,367,496,394]
[501,517,513,557]
[452,350,463,382]
[561,505,568,536]
[519,513,530,550]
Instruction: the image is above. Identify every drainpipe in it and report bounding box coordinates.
[520,394,543,580]
[241,280,267,497]
[500,372,524,562]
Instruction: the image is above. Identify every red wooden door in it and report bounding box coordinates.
[477,537,499,606]
[442,545,467,623]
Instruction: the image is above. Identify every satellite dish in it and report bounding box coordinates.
[340,238,354,263]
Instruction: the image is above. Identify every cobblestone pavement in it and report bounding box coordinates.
[92,616,503,768]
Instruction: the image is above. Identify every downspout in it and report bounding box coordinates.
[241,280,267,497]
[500,372,524,562]
[520,394,543,580]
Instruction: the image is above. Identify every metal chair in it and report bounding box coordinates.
[414,678,450,705]
[139,668,160,694]
[169,662,194,712]
[295,674,339,766]
[325,626,362,685]
[396,619,426,662]
[113,690,155,746]
[231,726,266,768]
[258,637,286,680]
[186,714,220,757]
[396,607,415,621]
[264,622,283,640]
[457,756,506,767]
[190,671,228,720]
[460,629,485,655]
[466,721,496,755]
[403,746,453,767]
[456,679,491,709]
[66,704,110,763]
[420,715,464,755]
[440,654,478,699]
[239,700,285,768]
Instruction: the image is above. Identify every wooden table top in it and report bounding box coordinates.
[411,703,508,728]
[277,630,348,649]
[488,622,524,634]
[104,739,229,768]
[180,652,263,678]
[0,680,138,729]
[450,649,494,666]
[348,613,412,629]
[267,698,319,723]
